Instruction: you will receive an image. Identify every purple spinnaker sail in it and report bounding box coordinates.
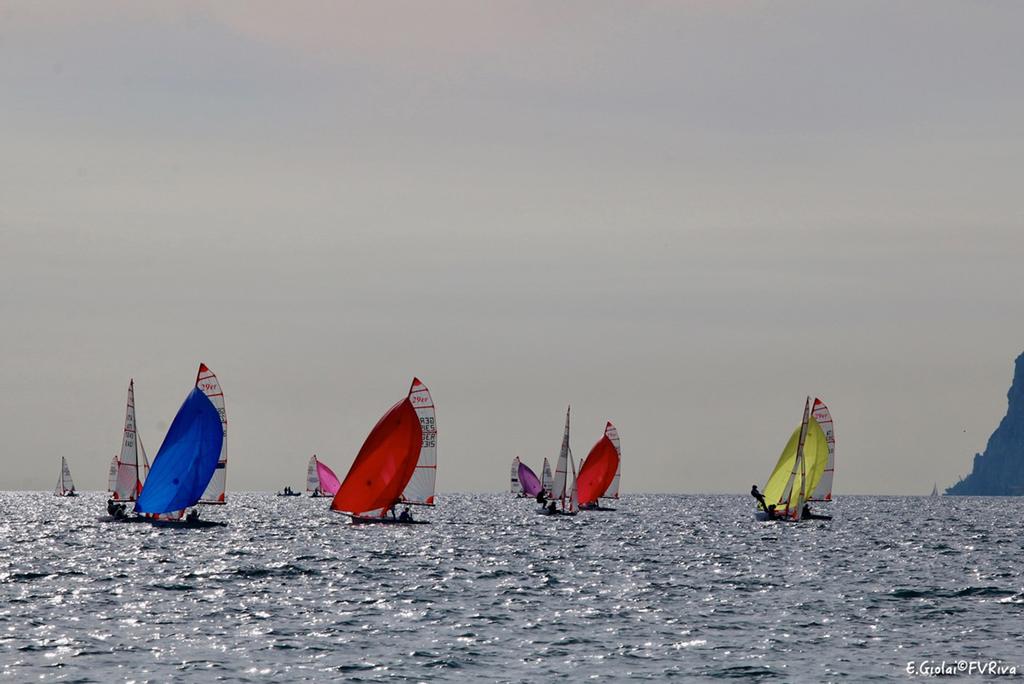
[517,462,543,497]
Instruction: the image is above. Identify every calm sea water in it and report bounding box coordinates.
[1,493,1022,681]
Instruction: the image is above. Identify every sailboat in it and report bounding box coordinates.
[516,460,544,498]
[756,396,831,522]
[931,483,940,497]
[101,379,153,522]
[109,380,149,502]
[135,367,226,528]
[578,421,621,511]
[306,455,341,497]
[330,378,436,524]
[539,406,578,516]
[807,398,835,503]
[54,457,76,497]
[541,457,553,498]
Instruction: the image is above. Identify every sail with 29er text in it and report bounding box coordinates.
[807,398,835,502]
[195,364,227,505]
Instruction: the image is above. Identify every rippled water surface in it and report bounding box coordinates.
[1,493,1022,681]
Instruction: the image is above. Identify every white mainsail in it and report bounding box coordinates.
[195,364,227,504]
[601,422,621,500]
[510,456,522,494]
[111,379,143,501]
[807,398,835,501]
[400,378,437,505]
[54,457,75,496]
[307,455,320,495]
[931,483,939,497]
[552,406,570,506]
[541,457,553,496]
[107,455,118,494]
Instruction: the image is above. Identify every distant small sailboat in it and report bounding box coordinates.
[517,460,543,498]
[54,457,76,497]
[135,364,227,527]
[277,486,300,497]
[306,455,341,497]
[579,421,621,511]
[931,483,940,497]
[541,457,553,498]
[540,406,578,515]
[330,378,436,524]
[756,397,831,522]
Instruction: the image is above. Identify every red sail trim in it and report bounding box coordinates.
[577,434,620,505]
[331,397,423,516]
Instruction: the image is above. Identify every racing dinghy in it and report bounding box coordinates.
[756,396,830,522]
[99,379,153,523]
[517,460,544,498]
[134,364,227,528]
[331,378,436,525]
[538,406,578,516]
[307,455,341,497]
[579,422,621,511]
[54,457,77,497]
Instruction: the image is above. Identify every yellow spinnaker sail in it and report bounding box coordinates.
[761,418,828,519]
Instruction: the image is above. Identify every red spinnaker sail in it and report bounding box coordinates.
[577,423,620,505]
[330,395,423,516]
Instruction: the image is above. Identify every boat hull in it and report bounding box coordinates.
[349,515,429,525]
[149,518,227,528]
[96,515,150,524]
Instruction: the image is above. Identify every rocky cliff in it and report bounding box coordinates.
[947,351,1024,495]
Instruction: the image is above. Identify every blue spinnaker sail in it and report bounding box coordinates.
[135,387,224,514]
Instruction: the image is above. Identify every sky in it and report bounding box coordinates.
[2,1,1023,495]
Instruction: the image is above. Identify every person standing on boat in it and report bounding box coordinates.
[751,485,768,511]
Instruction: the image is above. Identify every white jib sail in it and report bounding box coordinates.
[510,456,522,494]
[401,378,437,505]
[306,455,320,495]
[195,364,227,504]
[541,457,553,496]
[808,398,835,502]
[112,379,142,501]
[601,422,621,499]
[553,406,570,505]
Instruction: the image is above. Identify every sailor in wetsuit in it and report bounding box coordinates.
[399,507,412,522]
[751,485,769,511]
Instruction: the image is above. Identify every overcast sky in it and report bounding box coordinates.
[2,2,1023,494]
